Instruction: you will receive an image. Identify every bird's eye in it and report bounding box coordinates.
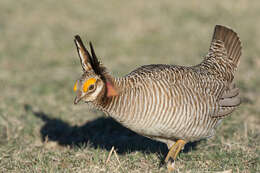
[88,84,95,91]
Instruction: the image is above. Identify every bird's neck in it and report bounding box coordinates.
[92,77,130,120]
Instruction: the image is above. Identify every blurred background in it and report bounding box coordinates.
[0,0,259,172]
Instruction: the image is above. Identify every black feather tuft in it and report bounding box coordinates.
[89,42,102,76]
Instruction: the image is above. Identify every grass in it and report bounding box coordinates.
[0,0,260,172]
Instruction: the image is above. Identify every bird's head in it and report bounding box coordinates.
[73,35,118,104]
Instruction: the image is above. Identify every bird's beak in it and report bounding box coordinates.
[74,96,82,105]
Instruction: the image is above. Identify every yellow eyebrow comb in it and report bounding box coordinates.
[73,82,78,92]
[83,78,97,92]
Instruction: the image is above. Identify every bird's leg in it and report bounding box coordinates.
[165,139,186,171]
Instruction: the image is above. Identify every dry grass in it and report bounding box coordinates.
[0,0,260,172]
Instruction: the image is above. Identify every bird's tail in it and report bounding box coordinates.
[211,25,242,68]
[201,25,242,82]
[206,26,242,118]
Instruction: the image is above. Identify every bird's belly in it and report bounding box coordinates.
[123,116,219,141]
[114,100,220,142]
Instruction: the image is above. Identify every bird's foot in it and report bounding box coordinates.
[165,139,186,172]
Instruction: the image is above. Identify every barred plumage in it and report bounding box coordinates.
[73,25,242,171]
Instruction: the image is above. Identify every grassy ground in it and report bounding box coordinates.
[0,0,260,172]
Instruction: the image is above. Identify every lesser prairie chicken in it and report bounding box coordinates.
[72,25,241,171]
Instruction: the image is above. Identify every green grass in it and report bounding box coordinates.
[0,0,260,172]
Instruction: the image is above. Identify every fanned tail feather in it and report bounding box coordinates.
[211,25,242,69]
[208,25,242,118]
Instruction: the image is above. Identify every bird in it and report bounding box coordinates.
[72,25,241,171]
